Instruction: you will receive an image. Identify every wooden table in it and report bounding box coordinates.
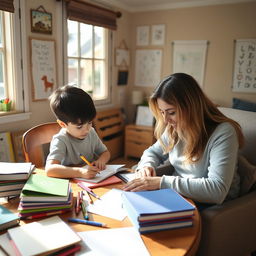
[1,170,201,256]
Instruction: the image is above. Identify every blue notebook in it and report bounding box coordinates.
[0,205,20,231]
[122,189,195,222]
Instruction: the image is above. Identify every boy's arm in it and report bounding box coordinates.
[45,159,99,179]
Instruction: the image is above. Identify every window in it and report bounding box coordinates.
[0,0,29,123]
[67,20,111,102]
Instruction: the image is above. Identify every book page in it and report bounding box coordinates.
[80,165,125,183]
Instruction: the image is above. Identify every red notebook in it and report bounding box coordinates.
[73,175,122,189]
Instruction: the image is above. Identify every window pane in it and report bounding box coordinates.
[0,52,5,99]
[68,20,78,57]
[80,59,93,93]
[0,12,2,47]
[81,23,92,58]
[94,26,104,59]
[68,58,78,85]
[94,60,106,99]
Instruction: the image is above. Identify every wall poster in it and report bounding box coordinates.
[135,49,162,87]
[232,39,256,93]
[30,38,57,101]
[172,40,208,87]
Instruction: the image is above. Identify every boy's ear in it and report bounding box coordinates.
[57,119,67,128]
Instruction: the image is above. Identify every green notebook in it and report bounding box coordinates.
[21,174,70,202]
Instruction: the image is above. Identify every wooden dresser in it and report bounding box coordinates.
[125,124,154,159]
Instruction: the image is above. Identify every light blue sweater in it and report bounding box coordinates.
[137,122,240,204]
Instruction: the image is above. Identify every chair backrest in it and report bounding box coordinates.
[219,107,256,165]
[22,122,61,168]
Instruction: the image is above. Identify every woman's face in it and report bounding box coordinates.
[157,98,178,129]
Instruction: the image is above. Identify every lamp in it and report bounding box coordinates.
[131,90,144,105]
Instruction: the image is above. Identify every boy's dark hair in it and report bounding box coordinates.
[49,85,96,124]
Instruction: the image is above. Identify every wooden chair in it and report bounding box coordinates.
[22,122,61,168]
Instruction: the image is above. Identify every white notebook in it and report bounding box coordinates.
[75,164,128,183]
[7,216,81,256]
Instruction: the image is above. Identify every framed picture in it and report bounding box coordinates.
[115,49,130,67]
[136,26,150,46]
[11,131,26,162]
[30,38,57,101]
[117,70,129,86]
[151,24,165,45]
[135,106,154,126]
[31,7,52,34]
[0,132,15,162]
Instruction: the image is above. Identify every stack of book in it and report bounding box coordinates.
[0,162,34,198]
[0,205,20,231]
[122,188,195,233]
[1,216,81,255]
[18,174,73,219]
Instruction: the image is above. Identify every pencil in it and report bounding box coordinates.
[80,199,89,220]
[79,154,92,166]
[82,185,101,200]
[75,191,81,214]
[68,218,107,227]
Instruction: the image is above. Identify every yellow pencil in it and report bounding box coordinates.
[80,154,92,166]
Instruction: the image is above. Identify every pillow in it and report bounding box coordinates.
[237,155,256,196]
[232,98,256,112]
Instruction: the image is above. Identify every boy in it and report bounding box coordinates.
[45,85,110,179]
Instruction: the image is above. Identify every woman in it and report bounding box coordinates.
[123,73,244,205]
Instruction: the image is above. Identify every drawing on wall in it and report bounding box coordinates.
[136,26,150,46]
[151,24,165,45]
[135,49,162,87]
[232,39,256,93]
[172,40,208,86]
[30,38,57,101]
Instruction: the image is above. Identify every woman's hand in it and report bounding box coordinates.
[135,166,156,178]
[122,176,161,192]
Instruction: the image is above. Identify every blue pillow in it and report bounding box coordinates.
[232,98,256,112]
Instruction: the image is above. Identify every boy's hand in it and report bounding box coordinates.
[91,159,106,171]
[79,165,100,179]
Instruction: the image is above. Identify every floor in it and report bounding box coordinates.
[109,156,139,169]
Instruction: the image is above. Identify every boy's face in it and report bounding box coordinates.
[58,120,93,140]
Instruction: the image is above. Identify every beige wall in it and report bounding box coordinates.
[1,1,255,132]
[125,2,256,121]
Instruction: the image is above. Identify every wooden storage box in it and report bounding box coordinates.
[125,124,154,159]
[94,108,124,160]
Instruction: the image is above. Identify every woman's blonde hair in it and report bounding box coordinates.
[149,73,244,163]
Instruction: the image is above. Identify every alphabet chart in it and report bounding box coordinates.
[232,39,256,93]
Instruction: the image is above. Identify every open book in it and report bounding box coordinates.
[74,165,128,183]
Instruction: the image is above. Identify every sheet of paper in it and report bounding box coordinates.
[77,227,150,256]
[86,189,126,221]
[0,233,17,256]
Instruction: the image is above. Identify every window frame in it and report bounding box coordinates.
[0,0,30,124]
[64,18,113,106]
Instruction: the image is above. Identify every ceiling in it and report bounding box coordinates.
[95,0,256,12]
